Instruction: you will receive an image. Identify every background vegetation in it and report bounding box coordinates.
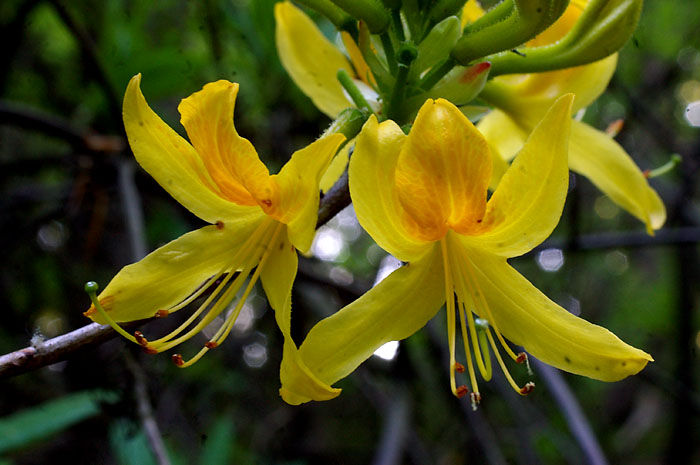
[0,0,698,463]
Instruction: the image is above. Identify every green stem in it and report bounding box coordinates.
[337,69,375,115]
[380,32,397,74]
[386,63,410,120]
[294,0,356,32]
[392,9,405,42]
[418,56,455,90]
[330,0,390,33]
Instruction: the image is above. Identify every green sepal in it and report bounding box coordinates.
[488,0,643,76]
[452,0,569,65]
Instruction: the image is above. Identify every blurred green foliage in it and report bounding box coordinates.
[0,0,698,464]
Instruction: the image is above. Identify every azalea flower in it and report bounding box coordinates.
[85,75,345,383]
[274,1,491,120]
[279,95,652,406]
[472,0,666,234]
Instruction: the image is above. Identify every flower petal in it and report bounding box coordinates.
[260,227,342,404]
[280,246,445,404]
[275,1,354,118]
[473,94,574,258]
[274,134,345,252]
[123,75,256,224]
[86,216,264,323]
[178,80,276,210]
[349,116,430,262]
[395,99,491,240]
[457,244,653,381]
[319,139,353,193]
[568,120,666,233]
[476,109,528,163]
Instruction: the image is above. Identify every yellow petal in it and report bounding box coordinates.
[123,75,257,224]
[461,1,485,28]
[482,54,617,121]
[472,94,574,258]
[455,243,653,381]
[568,120,666,233]
[319,139,353,193]
[275,1,354,118]
[341,32,375,88]
[477,108,528,163]
[274,134,345,252]
[178,80,277,210]
[281,246,445,404]
[349,116,430,262]
[395,99,491,240]
[259,228,342,404]
[86,217,264,323]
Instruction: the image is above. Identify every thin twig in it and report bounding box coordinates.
[124,353,172,465]
[0,321,142,378]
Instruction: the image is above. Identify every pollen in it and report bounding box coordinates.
[204,341,219,349]
[155,309,169,318]
[172,354,184,367]
[456,385,469,398]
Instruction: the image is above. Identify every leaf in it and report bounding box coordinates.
[0,390,118,454]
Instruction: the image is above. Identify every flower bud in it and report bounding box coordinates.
[489,0,643,76]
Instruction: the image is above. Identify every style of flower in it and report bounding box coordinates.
[279,95,652,406]
[472,0,666,234]
[85,75,344,392]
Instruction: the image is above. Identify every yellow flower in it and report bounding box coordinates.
[279,95,652,406]
[473,0,665,234]
[85,75,344,396]
[275,1,378,119]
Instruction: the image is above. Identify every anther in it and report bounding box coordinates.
[204,341,219,349]
[605,118,624,137]
[143,347,158,355]
[155,309,169,318]
[456,385,469,398]
[216,220,224,229]
[454,362,465,373]
[172,354,184,367]
[516,352,528,364]
[134,331,149,347]
[519,382,535,395]
[470,392,482,411]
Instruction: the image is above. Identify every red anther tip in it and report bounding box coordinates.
[216,220,224,229]
[134,331,149,347]
[456,385,469,398]
[520,382,535,395]
[172,354,184,367]
[516,352,528,364]
[155,309,169,318]
[643,169,651,179]
[204,341,219,349]
[454,362,465,373]
[144,347,158,355]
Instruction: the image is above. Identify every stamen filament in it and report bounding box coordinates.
[452,262,491,380]
[461,254,520,362]
[474,318,493,381]
[164,218,273,315]
[148,219,276,349]
[456,300,480,399]
[177,223,285,367]
[485,327,531,396]
[440,240,459,397]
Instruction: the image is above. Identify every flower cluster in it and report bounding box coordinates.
[86,0,661,408]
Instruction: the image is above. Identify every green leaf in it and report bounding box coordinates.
[0,390,119,454]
